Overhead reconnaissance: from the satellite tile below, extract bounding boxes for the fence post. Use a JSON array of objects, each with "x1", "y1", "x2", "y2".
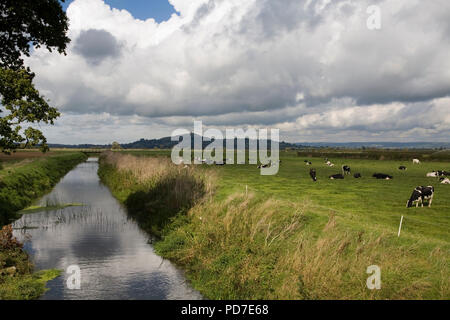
[{"x1": 398, "y1": 215, "x2": 404, "y2": 237}]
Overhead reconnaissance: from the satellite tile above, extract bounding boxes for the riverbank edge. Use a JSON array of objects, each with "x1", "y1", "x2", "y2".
[
  {"x1": 98, "y1": 155, "x2": 217, "y2": 298},
  {"x1": 0, "y1": 152, "x2": 88, "y2": 300}
]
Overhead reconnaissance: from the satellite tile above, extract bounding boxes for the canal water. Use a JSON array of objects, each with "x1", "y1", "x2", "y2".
[{"x1": 13, "y1": 158, "x2": 202, "y2": 300}]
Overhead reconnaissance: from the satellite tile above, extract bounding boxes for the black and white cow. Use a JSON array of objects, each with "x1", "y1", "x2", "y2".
[
  {"x1": 342, "y1": 165, "x2": 351, "y2": 175},
  {"x1": 406, "y1": 186, "x2": 434, "y2": 208},
  {"x1": 399, "y1": 166, "x2": 407, "y2": 171},
  {"x1": 440, "y1": 178, "x2": 450, "y2": 184},
  {"x1": 329, "y1": 173, "x2": 344, "y2": 180},
  {"x1": 354, "y1": 173, "x2": 362, "y2": 178},
  {"x1": 427, "y1": 171, "x2": 439, "y2": 178},
  {"x1": 373, "y1": 173, "x2": 393, "y2": 180},
  {"x1": 310, "y1": 168, "x2": 317, "y2": 182},
  {"x1": 437, "y1": 170, "x2": 450, "y2": 177},
  {"x1": 306, "y1": 161, "x2": 312, "y2": 166}
]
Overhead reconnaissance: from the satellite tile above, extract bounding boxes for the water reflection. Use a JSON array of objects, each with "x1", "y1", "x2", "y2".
[{"x1": 13, "y1": 158, "x2": 201, "y2": 300}]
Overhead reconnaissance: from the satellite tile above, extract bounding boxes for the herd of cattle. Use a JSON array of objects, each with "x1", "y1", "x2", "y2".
[{"x1": 301, "y1": 158, "x2": 449, "y2": 209}]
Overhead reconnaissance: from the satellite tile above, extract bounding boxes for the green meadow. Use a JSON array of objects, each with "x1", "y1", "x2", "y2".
[{"x1": 217, "y1": 153, "x2": 450, "y2": 243}]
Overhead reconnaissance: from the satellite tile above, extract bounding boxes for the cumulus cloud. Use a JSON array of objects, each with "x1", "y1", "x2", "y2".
[{"x1": 25, "y1": 0, "x2": 450, "y2": 143}]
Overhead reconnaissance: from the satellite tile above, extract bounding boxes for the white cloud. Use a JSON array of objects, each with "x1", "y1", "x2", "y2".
[{"x1": 25, "y1": 0, "x2": 450, "y2": 143}]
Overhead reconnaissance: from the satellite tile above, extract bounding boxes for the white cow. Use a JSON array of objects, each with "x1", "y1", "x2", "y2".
[
  {"x1": 427, "y1": 172, "x2": 438, "y2": 178},
  {"x1": 413, "y1": 159, "x2": 421, "y2": 164},
  {"x1": 326, "y1": 161, "x2": 335, "y2": 167},
  {"x1": 441, "y1": 178, "x2": 450, "y2": 184}
]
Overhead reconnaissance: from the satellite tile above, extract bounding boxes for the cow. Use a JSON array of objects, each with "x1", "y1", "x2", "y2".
[
  {"x1": 329, "y1": 174, "x2": 344, "y2": 180},
  {"x1": 413, "y1": 159, "x2": 421, "y2": 164},
  {"x1": 306, "y1": 161, "x2": 312, "y2": 166},
  {"x1": 406, "y1": 186, "x2": 434, "y2": 208},
  {"x1": 437, "y1": 170, "x2": 450, "y2": 177},
  {"x1": 354, "y1": 173, "x2": 362, "y2": 178},
  {"x1": 373, "y1": 173, "x2": 393, "y2": 180},
  {"x1": 441, "y1": 178, "x2": 450, "y2": 184},
  {"x1": 342, "y1": 165, "x2": 351, "y2": 175},
  {"x1": 426, "y1": 172, "x2": 439, "y2": 178},
  {"x1": 310, "y1": 168, "x2": 317, "y2": 182},
  {"x1": 326, "y1": 161, "x2": 335, "y2": 167},
  {"x1": 399, "y1": 166, "x2": 407, "y2": 171}
]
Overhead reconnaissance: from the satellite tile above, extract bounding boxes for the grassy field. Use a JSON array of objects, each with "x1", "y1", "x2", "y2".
[
  {"x1": 100, "y1": 150, "x2": 450, "y2": 300},
  {"x1": 216, "y1": 153, "x2": 450, "y2": 243}
]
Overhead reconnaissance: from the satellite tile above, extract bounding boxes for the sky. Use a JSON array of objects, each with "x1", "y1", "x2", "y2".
[
  {"x1": 61, "y1": 0, "x2": 176, "y2": 22},
  {"x1": 24, "y1": 0, "x2": 450, "y2": 144}
]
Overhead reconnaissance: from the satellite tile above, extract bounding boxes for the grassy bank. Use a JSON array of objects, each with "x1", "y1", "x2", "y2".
[
  {"x1": 98, "y1": 152, "x2": 213, "y2": 237},
  {"x1": 0, "y1": 152, "x2": 87, "y2": 225},
  {"x1": 0, "y1": 151, "x2": 87, "y2": 300},
  {"x1": 100, "y1": 151, "x2": 449, "y2": 300},
  {"x1": 0, "y1": 225, "x2": 61, "y2": 300}
]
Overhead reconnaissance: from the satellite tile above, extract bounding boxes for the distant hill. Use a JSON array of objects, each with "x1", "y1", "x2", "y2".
[{"x1": 49, "y1": 134, "x2": 302, "y2": 150}]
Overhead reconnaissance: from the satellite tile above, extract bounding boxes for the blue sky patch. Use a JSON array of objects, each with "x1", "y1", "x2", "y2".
[{"x1": 61, "y1": 0, "x2": 176, "y2": 22}]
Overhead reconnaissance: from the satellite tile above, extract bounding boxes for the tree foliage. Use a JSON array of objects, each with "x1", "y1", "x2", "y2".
[
  {"x1": 0, "y1": 0, "x2": 69, "y2": 70},
  {"x1": 111, "y1": 141, "x2": 122, "y2": 150},
  {"x1": 0, "y1": 0, "x2": 69, "y2": 153}
]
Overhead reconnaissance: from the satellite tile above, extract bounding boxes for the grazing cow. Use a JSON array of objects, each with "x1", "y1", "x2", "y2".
[
  {"x1": 329, "y1": 174, "x2": 344, "y2": 180},
  {"x1": 406, "y1": 186, "x2": 434, "y2": 208},
  {"x1": 399, "y1": 166, "x2": 407, "y2": 171},
  {"x1": 310, "y1": 168, "x2": 317, "y2": 182},
  {"x1": 413, "y1": 159, "x2": 421, "y2": 164},
  {"x1": 354, "y1": 173, "x2": 362, "y2": 178},
  {"x1": 342, "y1": 165, "x2": 351, "y2": 175},
  {"x1": 373, "y1": 173, "x2": 393, "y2": 180}
]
